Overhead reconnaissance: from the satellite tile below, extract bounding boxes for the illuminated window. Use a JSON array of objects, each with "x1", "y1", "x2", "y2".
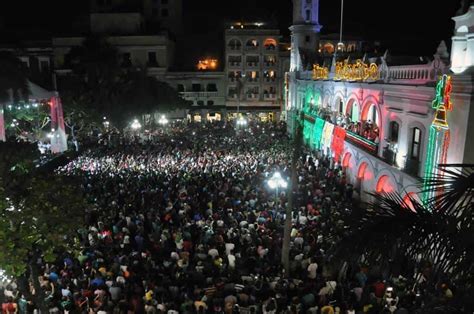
[
  {"x1": 197, "y1": 59, "x2": 218, "y2": 70},
  {"x1": 264, "y1": 38, "x2": 277, "y2": 50},
  {"x1": 410, "y1": 128, "x2": 421, "y2": 160},
  {"x1": 323, "y1": 43, "x2": 335, "y2": 54},
  {"x1": 246, "y1": 39, "x2": 259, "y2": 47}
]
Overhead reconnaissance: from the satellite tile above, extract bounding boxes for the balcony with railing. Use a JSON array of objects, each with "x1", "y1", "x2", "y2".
[
  {"x1": 264, "y1": 61, "x2": 277, "y2": 67},
  {"x1": 246, "y1": 93, "x2": 260, "y2": 100},
  {"x1": 263, "y1": 76, "x2": 277, "y2": 83},
  {"x1": 246, "y1": 61, "x2": 259, "y2": 67},
  {"x1": 228, "y1": 61, "x2": 242, "y2": 67},
  {"x1": 181, "y1": 91, "x2": 219, "y2": 98},
  {"x1": 264, "y1": 93, "x2": 276, "y2": 100},
  {"x1": 246, "y1": 76, "x2": 260, "y2": 83},
  {"x1": 345, "y1": 131, "x2": 379, "y2": 156}
]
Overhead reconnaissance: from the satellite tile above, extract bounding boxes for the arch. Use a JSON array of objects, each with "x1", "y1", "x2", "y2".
[
  {"x1": 345, "y1": 96, "x2": 360, "y2": 122},
  {"x1": 322, "y1": 94, "x2": 331, "y2": 109},
  {"x1": 402, "y1": 192, "x2": 420, "y2": 212},
  {"x1": 358, "y1": 162, "x2": 367, "y2": 179},
  {"x1": 376, "y1": 175, "x2": 394, "y2": 193},
  {"x1": 356, "y1": 158, "x2": 375, "y2": 181},
  {"x1": 228, "y1": 38, "x2": 242, "y2": 49},
  {"x1": 342, "y1": 152, "x2": 352, "y2": 168},
  {"x1": 457, "y1": 25, "x2": 468, "y2": 33},
  {"x1": 374, "y1": 171, "x2": 398, "y2": 194},
  {"x1": 333, "y1": 91, "x2": 345, "y2": 113},
  {"x1": 361, "y1": 96, "x2": 381, "y2": 128},
  {"x1": 245, "y1": 38, "x2": 259, "y2": 47},
  {"x1": 263, "y1": 38, "x2": 277, "y2": 49}
]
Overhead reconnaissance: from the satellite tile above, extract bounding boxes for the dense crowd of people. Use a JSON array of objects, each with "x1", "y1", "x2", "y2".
[{"x1": 1, "y1": 121, "x2": 460, "y2": 313}]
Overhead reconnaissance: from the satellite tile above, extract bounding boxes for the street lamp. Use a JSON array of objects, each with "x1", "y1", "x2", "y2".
[
  {"x1": 158, "y1": 115, "x2": 169, "y2": 126},
  {"x1": 236, "y1": 117, "x2": 248, "y2": 127},
  {"x1": 131, "y1": 119, "x2": 142, "y2": 130},
  {"x1": 267, "y1": 171, "x2": 288, "y2": 203}
]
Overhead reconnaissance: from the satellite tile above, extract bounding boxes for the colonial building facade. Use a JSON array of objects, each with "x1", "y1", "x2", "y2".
[{"x1": 287, "y1": 0, "x2": 474, "y2": 201}]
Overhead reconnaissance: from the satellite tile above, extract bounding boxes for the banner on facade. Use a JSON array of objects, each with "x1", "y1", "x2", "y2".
[
  {"x1": 331, "y1": 126, "x2": 346, "y2": 161},
  {"x1": 321, "y1": 122, "x2": 334, "y2": 153},
  {"x1": 312, "y1": 117, "x2": 325, "y2": 150}
]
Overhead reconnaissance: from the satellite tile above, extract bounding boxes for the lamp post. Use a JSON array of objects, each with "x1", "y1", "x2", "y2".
[
  {"x1": 236, "y1": 116, "x2": 248, "y2": 128},
  {"x1": 131, "y1": 119, "x2": 142, "y2": 135},
  {"x1": 267, "y1": 171, "x2": 288, "y2": 203},
  {"x1": 158, "y1": 115, "x2": 169, "y2": 126}
]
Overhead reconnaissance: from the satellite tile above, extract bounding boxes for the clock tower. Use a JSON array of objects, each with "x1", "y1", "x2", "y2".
[{"x1": 289, "y1": 0, "x2": 322, "y2": 71}]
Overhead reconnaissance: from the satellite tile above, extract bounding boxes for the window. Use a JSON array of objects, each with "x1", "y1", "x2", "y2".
[
  {"x1": 40, "y1": 60, "x2": 50, "y2": 73},
  {"x1": 161, "y1": 9, "x2": 168, "y2": 17},
  {"x1": 161, "y1": 0, "x2": 168, "y2": 3},
  {"x1": 177, "y1": 84, "x2": 185, "y2": 92},
  {"x1": 197, "y1": 100, "x2": 204, "y2": 106},
  {"x1": 389, "y1": 121, "x2": 399, "y2": 142},
  {"x1": 228, "y1": 87, "x2": 237, "y2": 97},
  {"x1": 207, "y1": 84, "x2": 217, "y2": 92},
  {"x1": 306, "y1": 0, "x2": 312, "y2": 3},
  {"x1": 410, "y1": 128, "x2": 421, "y2": 160},
  {"x1": 152, "y1": 8, "x2": 158, "y2": 15},
  {"x1": 306, "y1": 10, "x2": 311, "y2": 22},
  {"x1": 192, "y1": 84, "x2": 202, "y2": 92},
  {"x1": 97, "y1": 0, "x2": 104, "y2": 5},
  {"x1": 305, "y1": 35, "x2": 310, "y2": 43},
  {"x1": 338, "y1": 99, "x2": 343, "y2": 113},
  {"x1": 148, "y1": 52, "x2": 157, "y2": 66},
  {"x1": 207, "y1": 100, "x2": 214, "y2": 106},
  {"x1": 122, "y1": 53, "x2": 132, "y2": 67}
]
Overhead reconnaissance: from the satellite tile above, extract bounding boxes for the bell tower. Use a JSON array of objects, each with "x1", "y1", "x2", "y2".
[{"x1": 289, "y1": 0, "x2": 322, "y2": 71}]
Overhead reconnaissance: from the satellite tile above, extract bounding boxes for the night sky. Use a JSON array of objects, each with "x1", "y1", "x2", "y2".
[{"x1": 0, "y1": 0, "x2": 463, "y2": 56}]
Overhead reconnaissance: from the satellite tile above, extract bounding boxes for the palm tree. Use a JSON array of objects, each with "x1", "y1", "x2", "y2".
[
  {"x1": 0, "y1": 51, "x2": 30, "y2": 141},
  {"x1": 329, "y1": 164, "x2": 473, "y2": 311}
]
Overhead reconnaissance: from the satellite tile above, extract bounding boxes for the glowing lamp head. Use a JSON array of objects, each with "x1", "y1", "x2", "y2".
[
  {"x1": 158, "y1": 115, "x2": 169, "y2": 125},
  {"x1": 267, "y1": 172, "x2": 288, "y2": 190},
  {"x1": 131, "y1": 119, "x2": 142, "y2": 130}
]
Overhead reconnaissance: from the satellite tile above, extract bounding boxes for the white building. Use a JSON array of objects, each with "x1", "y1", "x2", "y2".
[
  {"x1": 287, "y1": 0, "x2": 474, "y2": 202},
  {"x1": 52, "y1": 11, "x2": 175, "y2": 78},
  {"x1": 164, "y1": 71, "x2": 226, "y2": 122},
  {"x1": 225, "y1": 23, "x2": 290, "y2": 122}
]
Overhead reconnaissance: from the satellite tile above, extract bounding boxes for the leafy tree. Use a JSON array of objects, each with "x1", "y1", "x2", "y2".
[
  {"x1": 0, "y1": 142, "x2": 87, "y2": 311},
  {"x1": 60, "y1": 36, "x2": 191, "y2": 129},
  {"x1": 0, "y1": 51, "x2": 30, "y2": 105},
  {"x1": 0, "y1": 52, "x2": 30, "y2": 141}
]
